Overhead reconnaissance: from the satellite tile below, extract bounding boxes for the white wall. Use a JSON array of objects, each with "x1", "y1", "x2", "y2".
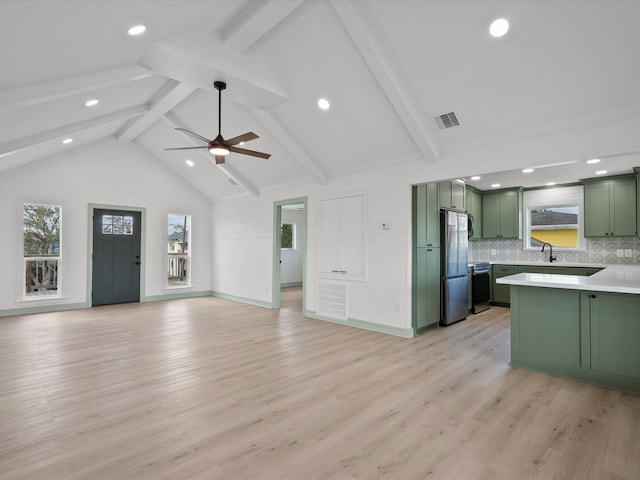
[
  {"x1": 211, "y1": 161, "x2": 431, "y2": 336},
  {"x1": 280, "y1": 207, "x2": 305, "y2": 286},
  {"x1": 0, "y1": 139, "x2": 212, "y2": 314}
]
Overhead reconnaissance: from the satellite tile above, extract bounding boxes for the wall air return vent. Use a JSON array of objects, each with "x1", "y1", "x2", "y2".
[
  {"x1": 317, "y1": 281, "x2": 348, "y2": 321},
  {"x1": 434, "y1": 112, "x2": 460, "y2": 130}
]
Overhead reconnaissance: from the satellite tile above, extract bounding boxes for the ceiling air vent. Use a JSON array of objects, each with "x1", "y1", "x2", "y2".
[{"x1": 434, "y1": 112, "x2": 460, "y2": 130}]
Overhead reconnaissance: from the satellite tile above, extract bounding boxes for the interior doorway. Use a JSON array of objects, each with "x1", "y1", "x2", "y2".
[{"x1": 273, "y1": 197, "x2": 307, "y2": 311}]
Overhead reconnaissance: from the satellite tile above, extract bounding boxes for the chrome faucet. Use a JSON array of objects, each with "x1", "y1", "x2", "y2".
[{"x1": 541, "y1": 242, "x2": 556, "y2": 263}]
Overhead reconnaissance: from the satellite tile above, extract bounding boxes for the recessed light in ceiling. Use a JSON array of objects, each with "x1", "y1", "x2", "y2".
[
  {"x1": 85, "y1": 99, "x2": 99, "y2": 107},
  {"x1": 595, "y1": 170, "x2": 608, "y2": 175},
  {"x1": 127, "y1": 25, "x2": 146, "y2": 36},
  {"x1": 489, "y1": 18, "x2": 509, "y2": 38},
  {"x1": 185, "y1": 160, "x2": 194, "y2": 167},
  {"x1": 317, "y1": 98, "x2": 330, "y2": 110},
  {"x1": 522, "y1": 168, "x2": 534, "y2": 173},
  {"x1": 491, "y1": 183, "x2": 501, "y2": 188},
  {"x1": 546, "y1": 182, "x2": 556, "y2": 186},
  {"x1": 62, "y1": 138, "x2": 73, "y2": 144},
  {"x1": 470, "y1": 176, "x2": 481, "y2": 181},
  {"x1": 586, "y1": 158, "x2": 601, "y2": 164}
]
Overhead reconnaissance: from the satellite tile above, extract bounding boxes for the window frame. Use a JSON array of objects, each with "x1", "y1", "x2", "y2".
[
  {"x1": 281, "y1": 222, "x2": 296, "y2": 250},
  {"x1": 22, "y1": 202, "x2": 62, "y2": 300},
  {"x1": 522, "y1": 186, "x2": 585, "y2": 252},
  {"x1": 167, "y1": 213, "x2": 191, "y2": 289}
]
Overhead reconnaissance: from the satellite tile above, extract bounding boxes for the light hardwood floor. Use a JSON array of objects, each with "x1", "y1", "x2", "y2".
[{"x1": 1, "y1": 287, "x2": 639, "y2": 479}]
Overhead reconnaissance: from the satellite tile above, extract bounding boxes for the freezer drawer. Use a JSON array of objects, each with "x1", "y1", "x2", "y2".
[{"x1": 441, "y1": 276, "x2": 469, "y2": 326}]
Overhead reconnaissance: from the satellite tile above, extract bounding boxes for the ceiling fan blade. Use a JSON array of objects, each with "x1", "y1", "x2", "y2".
[
  {"x1": 164, "y1": 146, "x2": 209, "y2": 151},
  {"x1": 175, "y1": 127, "x2": 212, "y2": 144},
  {"x1": 228, "y1": 145, "x2": 271, "y2": 159},
  {"x1": 215, "y1": 155, "x2": 226, "y2": 165},
  {"x1": 225, "y1": 132, "x2": 258, "y2": 146}
]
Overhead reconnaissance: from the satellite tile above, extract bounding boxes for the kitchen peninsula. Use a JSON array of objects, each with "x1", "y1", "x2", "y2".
[{"x1": 497, "y1": 265, "x2": 640, "y2": 395}]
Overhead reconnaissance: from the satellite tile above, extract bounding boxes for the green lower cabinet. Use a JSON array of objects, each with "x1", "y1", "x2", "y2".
[
  {"x1": 509, "y1": 285, "x2": 640, "y2": 395},
  {"x1": 517, "y1": 265, "x2": 575, "y2": 275},
  {"x1": 414, "y1": 247, "x2": 440, "y2": 331},
  {"x1": 588, "y1": 292, "x2": 640, "y2": 382},
  {"x1": 492, "y1": 265, "x2": 518, "y2": 305}
]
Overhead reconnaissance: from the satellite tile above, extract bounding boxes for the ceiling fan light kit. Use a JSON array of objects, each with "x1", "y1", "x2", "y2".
[{"x1": 165, "y1": 80, "x2": 271, "y2": 165}]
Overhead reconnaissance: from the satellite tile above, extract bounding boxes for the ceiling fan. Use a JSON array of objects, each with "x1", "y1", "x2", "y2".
[{"x1": 165, "y1": 81, "x2": 271, "y2": 164}]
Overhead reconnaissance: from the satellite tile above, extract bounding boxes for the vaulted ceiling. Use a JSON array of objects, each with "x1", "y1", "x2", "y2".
[{"x1": 2, "y1": 0, "x2": 640, "y2": 202}]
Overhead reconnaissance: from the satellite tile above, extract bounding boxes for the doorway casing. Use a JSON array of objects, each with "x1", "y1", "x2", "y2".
[{"x1": 272, "y1": 197, "x2": 307, "y2": 310}]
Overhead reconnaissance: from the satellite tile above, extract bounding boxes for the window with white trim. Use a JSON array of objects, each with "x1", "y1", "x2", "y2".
[
  {"x1": 167, "y1": 214, "x2": 191, "y2": 287},
  {"x1": 523, "y1": 186, "x2": 584, "y2": 250},
  {"x1": 281, "y1": 222, "x2": 296, "y2": 249},
  {"x1": 23, "y1": 203, "x2": 61, "y2": 298}
]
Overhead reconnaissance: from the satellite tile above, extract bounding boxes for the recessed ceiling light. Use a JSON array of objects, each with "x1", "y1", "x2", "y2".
[
  {"x1": 317, "y1": 98, "x2": 330, "y2": 110},
  {"x1": 546, "y1": 182, "x2": 556, "y2": 186},
  {"x1": 489, "y1": 18, "x2": 510, "y2": 38},
  {"x1": 491, "y1": 183, "x2": 501, "y2": 188},
  {"x1": 185, "y1": 160, "x2": 194, "y2": 167},
  {"x1": 522, "y1": 168, "x2": 534, "y2": 173},
  {"x1": 127, "y1": 25, "x2": 146, "y2": 36},
  {"x1": 62, "y1": 138, "x2": 73, "y2": 144},
  {"x1": 586, "y1": 158, "x2": 601, "y2": 164},
  {"x1": 595, "y1": 170, "x2": 608, "y2": 175},
  {"x1": 470, "y1": 176, "x2": 481, "y2": 181},
  {"x1": 85, "y1": 99, "x2": 99, "y2": 107}
]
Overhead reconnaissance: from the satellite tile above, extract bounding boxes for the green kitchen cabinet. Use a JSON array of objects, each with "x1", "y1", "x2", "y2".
[
  {"x1": 508, "y1": 285, "x2": 640, "y2": 394},
  {"x1": 414, "y1": 247, "x2": 441, "y2": 331},
  {"x1": 492, "y1": 264, "x2": 518, "y2": 305},
  {"x1": 482, "y1": 188, "x2": 522, "y2": 239},
  {"x1": 413, "y1": 183, "x2": 440, "y2": 248},
  {"x1": 465, "y1": 186, "x2": 482, "y2": 239},
  {"x1": 438, "y1": 180, "x2": 465, "y2": 211},
  {"x1": 573, "y1": 267, "x2": 603, "y2": 276},
  {"x1": 588, "y1": 292, "x2": 640, "y2": 381},
  {"x1": 583, "y1": 175, "x2": 636, "y2": 237},
  {"x1": 517, "y1": 265, "x2": 575, "y2": 275}
]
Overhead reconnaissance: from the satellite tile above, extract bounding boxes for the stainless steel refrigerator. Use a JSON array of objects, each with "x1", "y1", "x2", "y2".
[{"x1": 440, "y1": 210, "x2": 469, "y2": 326}]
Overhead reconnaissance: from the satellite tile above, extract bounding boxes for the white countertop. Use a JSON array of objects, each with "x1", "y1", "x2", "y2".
[{"x1": 496, "y1": 265, "x2": 640, "y2": 294}]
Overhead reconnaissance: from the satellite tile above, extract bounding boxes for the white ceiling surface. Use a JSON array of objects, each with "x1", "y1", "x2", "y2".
[{"x1": 2, "y1": 1, "x2": 640, "y2": 202}]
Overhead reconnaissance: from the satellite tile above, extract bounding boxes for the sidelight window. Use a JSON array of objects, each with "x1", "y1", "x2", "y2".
[
  {"x1": 23, "y1": 203, "x2": 61, "y2": 298},
  {"x1": 167, "y1": 214, "x2": 191, "y2": 287}
]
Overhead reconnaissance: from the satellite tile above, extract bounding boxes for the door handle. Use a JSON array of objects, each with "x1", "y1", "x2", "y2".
[{"x1": 134, "y1": 261, "x2": 141, "y2": 265}]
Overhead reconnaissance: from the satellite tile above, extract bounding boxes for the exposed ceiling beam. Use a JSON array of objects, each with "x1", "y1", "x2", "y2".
[
  {"x1": 118, "y1": 81, "x2": 197, "y2": 142},
  {"x1": 223, "y1": 0, "x2": 306, "y2": 53},
  {"x1": 163, "y1": 114, "x2": 259, "y2": 197},
  {"x1": 0, "y1": 65, "x2": 155, "y2": 112},
  {"x1": 330, "y1": 0, "x2": 440, "y2": 164},
  {"x1": 248, "y1": 106, "x2": 328, "y2": 185},
  {"x1": 0, "y1": 105, "x2": 147, "y2": 159},
  {"x1": 140, "y1": 33, "x2": 288, "y2": 109}
]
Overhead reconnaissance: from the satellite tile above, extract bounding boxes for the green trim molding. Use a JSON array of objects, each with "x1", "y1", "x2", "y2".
[
  {"x1": 212, "y1": 291, "x2": 273, "y2": 309},
  {"x1": 305, "y1": 310, "x2": 415, "y2": 338}
]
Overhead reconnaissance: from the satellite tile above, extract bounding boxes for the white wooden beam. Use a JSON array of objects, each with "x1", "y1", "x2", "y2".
[
  {"x1": 118, "y1": 82, "x2": 197, "y2": 142},
  {"x1": 247, "y1": 106, "x2": 328, "y2": 185},
  {"x1": 330, "y1": 0, "x2": 440, "y2": 164},
  {"x1": 0, "y1": 105, "x2": 147, "y2": 159},
  {"x1": 224, "y1": 0, "x2": 306, "y2": 52},
  {"x1": 163, "y1": 114, "x2": 259, "y2": 197},
  {"x1": 0, "y1": 65, "x2": 155, "y2": 112}
]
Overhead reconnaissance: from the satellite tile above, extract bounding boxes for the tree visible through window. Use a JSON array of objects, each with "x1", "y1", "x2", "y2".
[
  {"x1": 23, "y1": 204, "x2": 61, "y2": 297},
  {"x1": 281, "y1": 223, "x2": 294, "y2": 249}
]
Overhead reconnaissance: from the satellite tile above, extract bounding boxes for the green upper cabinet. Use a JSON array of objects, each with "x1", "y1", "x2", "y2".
[
  {"x1": 583, "y1": 175, "x2": 637, "y2": 237},
  {"x1": 413, "y1": 183, "x2": 440, "y2": 248},
  {"x1": 465, "y1": 186, "x2": 482, "y2": 239},
  {"x1": 438, "y1": 180, "x2": 465, "y2": 211},
  {"x1": 481, "y1": 188, "x2": 522, "y2": 239}
]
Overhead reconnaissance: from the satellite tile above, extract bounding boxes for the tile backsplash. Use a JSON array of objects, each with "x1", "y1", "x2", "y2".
[{"x1": 469, "y1": 237, "x2": 640, "y2": 265}]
